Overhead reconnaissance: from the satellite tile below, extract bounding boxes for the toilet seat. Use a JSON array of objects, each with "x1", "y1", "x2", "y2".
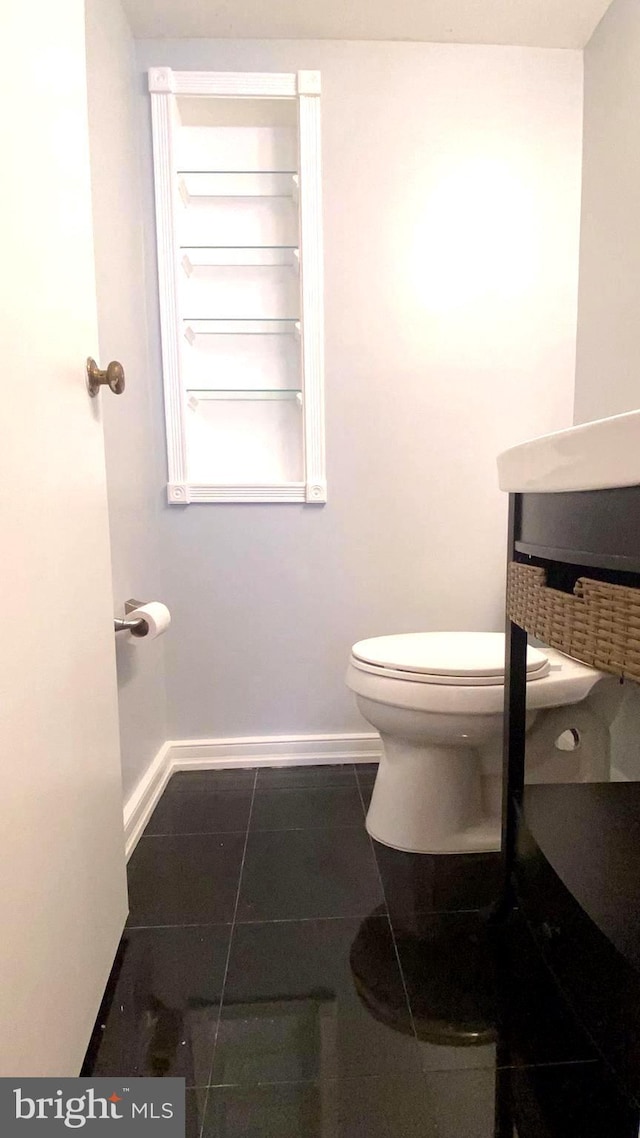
[{"x1": 351, "y1": 631, "x2": 550, "y2": 687}]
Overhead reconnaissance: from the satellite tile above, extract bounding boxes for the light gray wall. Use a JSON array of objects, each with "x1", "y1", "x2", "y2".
[
  {"x1": 136, "y1": 39, "x2": 583, "y2": 741},
  {"x1": 574, "y1": 0, "x2": 640, "y2": 424},
  {"x1": 86, "y1": 0, "x2": 167, "y2": 796},
  {"x1": 574, "y1": 0, "x2": 640, "y2": 778}
]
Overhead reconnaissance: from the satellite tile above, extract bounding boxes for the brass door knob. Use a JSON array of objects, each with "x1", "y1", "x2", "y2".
[{"x1": 86, "y1": 357, "x2": 125, "y2": 397}]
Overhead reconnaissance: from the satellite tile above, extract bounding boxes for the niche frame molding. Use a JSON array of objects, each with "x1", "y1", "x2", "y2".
[{"x1": 148, "y1": 66, "x2": 326, "y2": 505}]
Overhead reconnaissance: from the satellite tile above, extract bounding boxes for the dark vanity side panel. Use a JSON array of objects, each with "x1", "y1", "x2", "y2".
[
  {"x1": 515, "y1": 485, "x2": 640, "y2": 573},
  {"x1": 506, "y1": 484, "x2": 640, "y2": 1107},
  {"x1": 515, "y1": 813, "x2": 640, "y2": 1105}
]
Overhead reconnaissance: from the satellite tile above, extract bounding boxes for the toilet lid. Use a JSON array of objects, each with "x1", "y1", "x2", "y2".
[{"x1": 351, "y1": 631, "x2": 548, "y2": 681}]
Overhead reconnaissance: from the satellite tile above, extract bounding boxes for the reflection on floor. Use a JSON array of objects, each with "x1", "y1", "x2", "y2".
[{"x1": 83, "y1": 765, "x2": 640, "y2": 1136}]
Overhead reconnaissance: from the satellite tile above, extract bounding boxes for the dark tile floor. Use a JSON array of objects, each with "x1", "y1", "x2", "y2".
[{"x1": 84, "y1": 764, "x2": 640, "y2": 1137}]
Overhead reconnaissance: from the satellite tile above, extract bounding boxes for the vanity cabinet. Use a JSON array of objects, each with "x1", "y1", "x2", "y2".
[
  {"x1": 148, "y1": 68, "x2": 325, "y2": 504},
  {"x1": 501, "y1": 483, "x2": 640, "y2": 1101}
]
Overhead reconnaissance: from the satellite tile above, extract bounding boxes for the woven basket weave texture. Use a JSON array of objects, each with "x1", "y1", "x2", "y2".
[{"x1": 507, "y1": 561, "x2": 640, "y2": 684}]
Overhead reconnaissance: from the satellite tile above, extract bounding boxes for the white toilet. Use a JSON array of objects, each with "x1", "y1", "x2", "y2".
[{"x1": 346, "y1": 631, "x2": 609, "y2": 855}]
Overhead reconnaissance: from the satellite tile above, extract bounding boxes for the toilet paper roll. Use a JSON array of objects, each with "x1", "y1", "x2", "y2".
[{"x1": 128, "y1": 602, "x2": 171, "y2": 643}]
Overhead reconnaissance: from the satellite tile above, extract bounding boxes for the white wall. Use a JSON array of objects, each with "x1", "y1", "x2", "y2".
[
  {"x1": 135, "y1": 39, "x2": 583, "y2": 741},
  {"x1": 574, "y1": 0, "x2": 640, "y2": 424},
  {"x1": 85, "y1": 0, "x2": 168, "y2": 796},
  {"x1": 574, "y1": 0, "x2": 640, "y2": 778}
]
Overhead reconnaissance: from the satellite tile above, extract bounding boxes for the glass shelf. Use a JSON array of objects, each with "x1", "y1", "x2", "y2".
[
  {"x1": 181, "y1": 246, "x2": 299, "y2": 269},
  {"x1": 178, "y1": 172, "x2": 298, "y2": 201},
  {"x1": 181, "y1": 244, "x2": 298, "y2": 248},
  {"x1": 178, "y1": 169, "x2": 297, "y2": 175},
  {"x1": 184, "y1": 319, "x2": 300, "y2": 340},
  {"x1": 186, "y1": 388, "x2": 302, "y2": 401}
]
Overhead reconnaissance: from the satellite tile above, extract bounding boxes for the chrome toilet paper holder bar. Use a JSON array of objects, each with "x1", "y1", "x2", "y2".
[{"x1": 114, "y1": 599, "x2": 149, "y2": 637}]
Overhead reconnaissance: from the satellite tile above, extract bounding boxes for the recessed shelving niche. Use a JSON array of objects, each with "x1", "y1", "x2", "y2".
[{"x1": 149, "y1": 69, "x2": 326, "y2": 504}]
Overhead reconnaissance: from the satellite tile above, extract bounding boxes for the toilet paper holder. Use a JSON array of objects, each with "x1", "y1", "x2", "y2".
[{"x1": 114, "y1": 599, "x2": 149, "y2": 638}]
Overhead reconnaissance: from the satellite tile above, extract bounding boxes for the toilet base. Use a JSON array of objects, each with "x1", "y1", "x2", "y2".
[
  {"x1": 366, "y1": 818, "x2": 501, "y2": 855},
  {"x1": 366, "y1": 734, "x2": 501, "y2": 855}
]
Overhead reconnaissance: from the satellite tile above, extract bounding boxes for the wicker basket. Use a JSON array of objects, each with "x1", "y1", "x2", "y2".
[{"x1": 506, "y1": 561, "x2": 640, "y2": 684}]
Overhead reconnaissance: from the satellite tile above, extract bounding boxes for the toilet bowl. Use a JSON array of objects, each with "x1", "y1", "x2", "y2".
[{"x1": 345, "y1": 632, "x2": 606, "y2": 855}]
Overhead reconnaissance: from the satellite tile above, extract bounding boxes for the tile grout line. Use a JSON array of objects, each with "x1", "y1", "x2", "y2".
[
  {"x1": 140, "y1": 829, "x2": 248, "y2": 841},
  {"x1": 197, "y1": 768, "x2": 258, "y2": 1138},
  {"x1": 145, "y1": 823, "x2": 367, "y2": 838},
  {"x1": 186, "y1": 1056, "x2": 604, "y2": 1092},
  {"x1": 353, "y1": 769, "x2": 388, "y2": 923},
  {"x1": 126, "y1": 911, "x2": 381, "y2": 931},
  {"x1": 354, "y1": 767, "x2": 424, "y2": 1065},
  {"x1": 145, "y1": 769, "x2": 366, "y2": 840}
]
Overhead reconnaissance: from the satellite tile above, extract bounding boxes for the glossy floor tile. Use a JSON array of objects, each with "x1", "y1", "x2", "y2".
[
  {"x1": 433, "y1": 851, "x2": 502, "y2": 912},
  {"x1": 256, "y1": 764, "x2": 358, "y2": 788},
  {"x1": 88, "y1": 925, "x2": 232, "y2": 1085},
  {"x1": 86, "y1": 765, "x2": 640, "y2": 1138},
  {"x1": 359, "y1": 784, "x2": 374, "y2": 808},
  {"x1": 250, "y1": 784, "x2": 364, "y2": 831},
  {"x1": 355, "y1": 763, "x2": 379, "y2": 784},
  {"x1": 372, "y1": 841, "x2": 436, "y2": 926},
  {"x1": 392, "y1": 909, "x2": 600, "y2": 1072},
  {"x1": 127, "y1": 832, "x2": 246, "y2": 927},
  {"x1": 190, "y1": 1063, "x2": 639, "y2": 1138},
  {"x1": 146, "y1": 786, "x2": 253, "y2": 836},
  {"x1": 170, "y1": 769, "x2": 257, "y2": 791},
  {"x1": 186, "y1": 1088, "x2": 208, "y2": 1138},
  {"x1": 385, "y1": 909, "x2": 497, "y2": 1071},
  {"x1": 211, "y1": 913, "x2": 420, "y2": 1084},
  {"x1": 355, "y1": 763, "x2": 378, "y2": 807},
  {"x1": 202, "y1": 1076, "x2": 443, "y2": 1138},
  {"x1": 373, "y1": 842, "x2": 502, "y2": 927},
  {"x1": 235, "y1": 826, "x2": 384, "y2": 922}
]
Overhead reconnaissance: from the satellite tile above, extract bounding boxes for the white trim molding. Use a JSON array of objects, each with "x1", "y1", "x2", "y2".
[
  {"x1": 149, "y1": 85, "x2": 188, "y2": 491},
  {"x1": 186, "y1": 482, "x2": 307, "y2": 504},
  {"x1": 123, "y1": 742, "x2": 173, "y2": 861},
  {"x1": 148, "y1": 67, "x2": 326, "y2": 506},
  {"x1": 123, "y1": 732, "x2": 381, "y2": 859},
  {"x1": 151, "y1": 69, "x2": 299, "y2": 98},
  {"x1": 298, "y1": 86, "x2": 326, "y2": 503},
  {"x1": 169, "y1": 731, "x2": 382, "y2": 771}
]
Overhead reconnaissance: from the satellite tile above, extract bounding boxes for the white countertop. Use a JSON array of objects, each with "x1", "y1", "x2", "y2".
[{"x1": 497, "y1": 409, "x2": 640, "y2": 493}]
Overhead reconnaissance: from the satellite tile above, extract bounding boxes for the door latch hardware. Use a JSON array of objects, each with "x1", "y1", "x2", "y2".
[{"x1": 86, "y1": 357, "x2": 125, "y2": 397}]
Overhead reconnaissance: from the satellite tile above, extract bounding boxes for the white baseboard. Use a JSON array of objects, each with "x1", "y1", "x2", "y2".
[
  {"x1": 168, "y1": 731, "x2": 382, "y2": 771},
  {"x1": 123, "y1": 741, "x2": 173, "y2": 861},
  {"x1": 123, "y1": 732, "x2": 382, "y2": 860}
]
